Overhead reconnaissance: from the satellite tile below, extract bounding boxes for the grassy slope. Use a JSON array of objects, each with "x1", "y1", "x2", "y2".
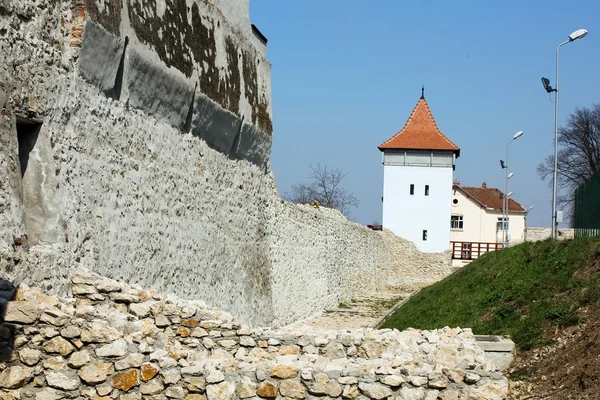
[{"x1": 381, "y1": 238, "x2": 600, "y2": 350}]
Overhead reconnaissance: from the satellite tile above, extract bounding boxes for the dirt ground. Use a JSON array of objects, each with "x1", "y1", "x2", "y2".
[{"x1": 507, "y1": 305, "x2": 600, "y2": 399}]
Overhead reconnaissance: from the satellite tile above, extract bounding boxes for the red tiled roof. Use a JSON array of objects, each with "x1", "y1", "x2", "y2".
[
  {"x1": 378, "y1": 97, "x2": 460, "y2": 154},
  {"x1": 457, "y1": 184, "x2": 526, "y2": 212}
]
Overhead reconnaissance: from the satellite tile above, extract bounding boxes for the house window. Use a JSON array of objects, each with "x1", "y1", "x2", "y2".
[
  {"x1": 497, "y1": 217, "x2": 509, "y2": 231},
  {"x1": 451, "y1": 215, "x2": 464, "y2": 230},
  {"x1": 425, "y1": 185, "x2": 430, "y2": 196},
  {"x1": 422, "y1": 230, "x2": 427, "y2": 241},
  {"x1": 410, "y1": 184, "x2": 414, "y2": 195}
]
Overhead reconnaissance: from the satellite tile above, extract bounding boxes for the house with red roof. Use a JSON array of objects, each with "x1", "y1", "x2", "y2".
[
  {"x1": 451, "y1": 182, "x2": 528, "y2": 248},
  {"x1": 378, "y1": 89, "x2": 460, "y2": 252}
]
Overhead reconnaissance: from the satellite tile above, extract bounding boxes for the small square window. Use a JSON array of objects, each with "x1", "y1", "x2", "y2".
[
  {"x1": 425, "y1": 185, "x2": 430, "y2": 196},
  {"x1": 451, "y1": 215, "x2": 464, "y2": 230},
  {"x1": 410, "y1": 184, "x2": 414, "y2": 195},
  {"x1": 422, "y1": 230, "x2": 428, "y2": 241}
]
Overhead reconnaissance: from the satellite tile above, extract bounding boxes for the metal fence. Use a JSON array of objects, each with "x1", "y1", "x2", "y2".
[{"x1": 574, "y1": 172, "x2": 600, "y2": 238}]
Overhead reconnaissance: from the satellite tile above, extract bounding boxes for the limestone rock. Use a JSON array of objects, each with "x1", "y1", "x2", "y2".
[
  {"x1": 72, "y1": 284, "x2": 97, "y2": 295},
  {"x1": 206, "y1": 381, "x2": 235, "y2": 400},
  {"x1": 0, "y1": 366, "x2": 32, "y2": 389},
  {"x1": 96, "y1": 385, "x2": 113, "y2": 396},
  {"x1": 3, "y1": 301, "x2": 38, "y2": 324},
  {"x1": 43, "y1": 357, "x2": 66, "y2": 371},
  {"x1": 140, "y1": 378, "x2": 164, "y2": 395},
  {"x1": 397, "y1": 387, "x2": 426, "y2": 400},
  {"x1": 256, "y1": 381, "x2": 277, "y2": 398},
  {"x1": 185, "y1": 377, "x2": 206, "y2": 393},
  {"x1": 239, "y1": 336, "x2": 256, "y2": 347},
  {"x1": 154, "y1": 315, "x2": 170, "y2": 328},
  {"x1": 96, "y1": 278, "x2": 122, "y2": 293},
  {"x1": 111, "y1": 369, "x2": 140, "y2": 392},
  {"x1": 96, "y1": 339, "x2": 128, "y2": 357},
  {"x1": 45, "y1": 371, "x2": 80, "y2": 391},
  {"x1": 342, "y1": 384, "x2": 359, "y2": 399},
  {"x1": 40, "y1": 309, "x2": 70, "y2": 326},
  {"x1": 34, "y1": 388, "x2": 63, "y2": 400},
  {"x1": 120, "y1": 393, "x2": 143, "y2": 400},
  {"x1": 115, "y1": 353, "x2": 144, "y2": 370},
  {"x1": 42, "y1": 337, "x2": 75, "y2": 356},
  {"x1": 206, "y1": 370, "x2": 225, "y2": 384},
  {"x1": 380, "y1": 375, "x2": 404, "y2": 387},
  {"x1": 279, "y1": 380, "x2": 307, "y2": 399},
  {"x1": 270, "y1": 365, "x2": 298, "y2": 379},
  {"x1": 358, "y1": 343, "x2": 384, "y2": 359},
  {"x1": 162, "y1": 369, "x2": 182, "y2": 385},
  {"x1": 279, "y1": 345, "x2": 300, "y2": 355},
  {"x1": 357, "y1": 382, "x2": 392, "y2": 400},
  {"x1": 323, "y1": 342, "x2": 346, "y2": 359},
  {"x1": 237, "y1": 376, "x2": 256, "y2": 399},
  {"x1": 81, "y1": 321, "x2": 122, "y2": 343},
  {"x1": 129, "y1": 303, "x2": 152, "y2": 318},
  {"x1": 465, "y1": 372, "x2": 481, "y2": 384},
  {"x1": 78, "y1": 361, "x2": 113, "y2": 384},
  {"x1": 110, "y1": 292, "x2": 140, "y2": 304},
  {"x1": 67, "y1": 350, "x2": 91, "y2": 368},
  {"x1": 186, "y1": 395, "x2": 206, "y2": 400},
  {"x1": 18, "y1": 348, "x2": 41, "y2": 366},
  {"x1": 309, "y1": 373, "x2": 341, "y2": 397},
  {"x1": 141, "y1": 364, "x2": 160, "y2": 381},
  {"x1": 165, "y1": 386, "x2": 185, "y2": 399},
  {"x1": 60, "y1": 326, "x2": 81, "y2": 339},
  {"x1": 428, "y1": 373, "x2": 448, "y2": 389}
]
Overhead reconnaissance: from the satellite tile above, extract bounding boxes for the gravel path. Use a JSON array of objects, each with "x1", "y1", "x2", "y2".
[{"x1": 283, "y1": 282, "x2": 423, "y2": 331}]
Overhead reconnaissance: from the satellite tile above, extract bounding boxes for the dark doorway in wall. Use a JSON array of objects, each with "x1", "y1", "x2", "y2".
[{"x1": 16, "y1": 119, "x2": 41, "y2": 178}]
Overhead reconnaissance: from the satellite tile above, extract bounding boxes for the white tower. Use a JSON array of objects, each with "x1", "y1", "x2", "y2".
[{"x1": 378, "y1": 89, "x2": 460, "y2": 252}]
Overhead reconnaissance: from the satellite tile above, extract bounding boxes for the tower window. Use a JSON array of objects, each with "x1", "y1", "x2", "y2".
[
  {"x1": 410, "y1": 184, "x2": 414, "y2": 195},
  {"x1": 422, "y1": 230, "x2": 428, "y2": 241},
  {"x1": 425, "y1": 185, "x2": 430, "y2": 196}
]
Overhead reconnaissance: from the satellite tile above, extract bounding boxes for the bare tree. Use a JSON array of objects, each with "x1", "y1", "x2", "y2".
[
  {"x1": 284, "y1": 164, "x2": 360, "y2": 217},
  {"x1": 537, "y1": 104, "x2": 600, "y2": 221}
]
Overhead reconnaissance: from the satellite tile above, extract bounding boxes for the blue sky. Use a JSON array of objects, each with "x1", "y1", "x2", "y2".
[{"x1": 250, "y1": 0, "x2": 600, "y2": 228}]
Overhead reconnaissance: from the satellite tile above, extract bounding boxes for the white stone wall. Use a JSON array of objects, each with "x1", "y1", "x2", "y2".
[
  {"x1": 0, "y1": 0, "x2": 451, "y2": 328},
  {"x1": 382, "y1": 164, "x2": 453, "y2": 253},
  {"x1": 526, "y1": 227, "x2": 575, "y2": 242}
]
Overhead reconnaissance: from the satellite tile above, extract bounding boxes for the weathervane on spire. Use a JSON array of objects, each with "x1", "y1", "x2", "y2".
[{"x1": 421, "y1": 85, "x2": 425, "y2": 99}]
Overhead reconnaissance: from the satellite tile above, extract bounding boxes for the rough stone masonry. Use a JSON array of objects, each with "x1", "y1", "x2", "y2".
[
  {"x1": 0, "y1": 271, "x2": 508, "y2": 400},
  {"x1": 0, "y1": 0, "x2": 451, "y2": 327}
]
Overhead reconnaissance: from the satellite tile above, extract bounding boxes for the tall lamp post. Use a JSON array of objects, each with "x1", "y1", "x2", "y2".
[
  {"x1": 502, "y1": 131, "x2": 524, "y2": 247},
  {"x1": 541, "y1": 28, "x2": 588, "y2": 239}
]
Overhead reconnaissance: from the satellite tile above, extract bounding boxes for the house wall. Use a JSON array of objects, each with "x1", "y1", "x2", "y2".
[
  {"x1": 382, "y1": 162, "x2": 453, "y2": 252},
  {"x1": 450, "y1": 189, "x2": 525, "y2": 245}
]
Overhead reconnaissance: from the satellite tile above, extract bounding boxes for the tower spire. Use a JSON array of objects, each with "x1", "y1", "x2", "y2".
[{"x1": 421, "y1": 85, "x2": 425, "y2": 99}]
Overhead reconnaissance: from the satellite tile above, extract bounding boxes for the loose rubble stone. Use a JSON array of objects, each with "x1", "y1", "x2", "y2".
[
  {"x1": 18, "y1": 348, "x2": 41, "y2": 366},
  {"x1": 279, "y1": 380, "x2": 307, "y2": 399},
  {"x1": 464, "y1": 372, "x2": 481, "y2": 384},
  {"x1": 380, "y1": 375, "x2": 404, "y2": 387},
  {"x1": 4, "y1": 302, "x2": 38, "y2": 324},
  {"x1": 78, "y1": 361, "x2": 113, "y2": 384},
  {"x1": 96, "y1": 385, "x2": 113, "y2": 396},
  {"x1": 60, "y1": 326, "x2": 81, "y2": 339},
  {"x1": 130, "y1": 303, "x2": 152, "y2": 318},
  {"x1": 43, "y1": 357, "x2": 66, "y2": 371},
  {"x1": 115, "y1": 353, "x2": 144, "y2": 370},
  {"x1": 358, "y1": 343, "x2": 384, "y2": 359},
  {"x1": 162, "y1": 369, "x2": 182, "y2": 385},
  {"x1": 206, "y1": 370, "x2": 225, "y2": 384},
  {"x1": 237, "y1": 377, "x2": 256, "y2": 398},
  {"x1": 45, "y1": 371, "x2": 80, "y2": 391},
  {"x1": 81, "y1": 322, "x2": 122, "y2": 343},
  {"x1": 97, "y1": 279, "x2": 122, "y2": 293},
  {"x1": 257, "y1": 381, "x2": 277, "y2": 398},
  {"x1": 398, "y1": 387, "x2": 426, "y2": 400},
  {"x1": 34, "y1": 388, "x2": 63, "y2": 400},
  {"x1": 323, "y1": 342, "x2": 346, "y2": 359},
  {"x1": 342, "y1": 384, "x2": 359, "y2": 399},
  {"x1": 270, "y1": 365, "x2": 298, "y2": 379},
  {"x1": 43, "y1": 337, "x2": 75, "y2": 356},
  {"x1": 310, "y1": 373, "x2": 342, "y2": 397},
  {"x1": 165, "y1": 386, "x2": 186, "y2": 399},
  {"x1": 206, "y1": 381, "x2": 235, "y2": 400},
  {"x1": 40, "y1": 309, "x2": 70, "y2": 327},
  {"x1": 111, "y1": 369, "x2": 140, "y2": 392},
  {"x1": 140, "y1": 364, "x2": 160, "y2": 382},
  {"x1": 0, "y1": 366, "x2": 33, "y2": 389},
  {"x1": 357, "y1": 382, "x2": 392, "y2": 400},
  {"x1": 67, "y1": 350, "x2": 91, "y2": 368},
  {"x1": 140, "y1": 378, "x2": 165, "y2": 395},
  {"x1": 96, "y1": 339, "x2": 128, "y2": 357}
]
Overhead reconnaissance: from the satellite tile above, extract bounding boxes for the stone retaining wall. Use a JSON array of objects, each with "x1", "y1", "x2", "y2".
[
  {"x1": 0, "y1": 272, "x2": 508, "y2": 400},
  {"x1": 525, "y1": 228, "x2": 575, "y2": 242}
]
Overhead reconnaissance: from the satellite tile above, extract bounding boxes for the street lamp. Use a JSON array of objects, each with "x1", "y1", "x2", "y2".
[
  {"x1": 541, "y1": 28, "x2": 588, "y2": 239},
  {"x1": 502, "y1": 131, "x2": 524, "y2": 247}
]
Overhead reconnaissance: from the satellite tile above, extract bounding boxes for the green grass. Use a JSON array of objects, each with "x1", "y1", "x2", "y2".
[{"x1": 380, "y1": 237, "x2": 600, "y2": 350}]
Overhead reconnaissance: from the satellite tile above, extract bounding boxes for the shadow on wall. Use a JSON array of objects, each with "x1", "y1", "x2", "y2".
[{"x1": 0, "y1": 279, "x2": 17, "y2": 361}]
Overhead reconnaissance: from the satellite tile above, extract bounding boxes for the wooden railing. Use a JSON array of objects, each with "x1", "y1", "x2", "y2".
[{"x1": 451, "y1": 241, "x2": 503, "y2": 260}]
